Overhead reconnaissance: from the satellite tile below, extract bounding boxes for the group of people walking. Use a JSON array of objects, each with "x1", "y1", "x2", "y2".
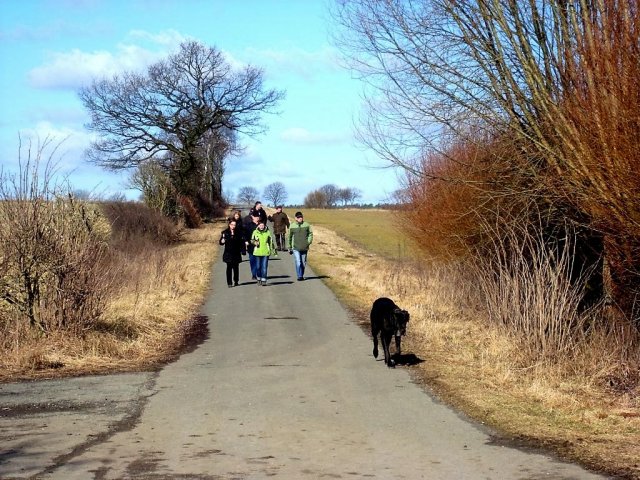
[{"x1": 218, "y1": 201, "x2": 313, "y2": 287}]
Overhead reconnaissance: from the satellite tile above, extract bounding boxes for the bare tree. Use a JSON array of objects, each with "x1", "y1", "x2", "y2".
[
  {"x1": 333, "y1": 0, "x2": 640, "y2": 312},
  {"x1": 304, "y1": 189, "x2": 328, "y2": 208},
  {"x1": 236, "y1": 186, "x2": 259, "y2": 207},
  {"x1": 338, "y1": 187, "x2": 362, "y2": 206},
  {"x1": 319, "y1": 184, "x2": 340, "y2": 208},
  {"x1": 199, "y1": 127, "x2": 238, "y2": 207},
  {"x1": 79, "y1": 40, "x2": 284, "y2": 204},
  {"x1": 128, "y1": 160, "x2": 175, "y2": 215},
  {"x1": 263, "y1": 181, "x2": 288, "y2": 206}
]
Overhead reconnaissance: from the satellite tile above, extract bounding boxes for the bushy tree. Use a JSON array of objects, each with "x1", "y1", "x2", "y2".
[{"x1": 128, "y1": 160, "x2": 175, "y2": 216}]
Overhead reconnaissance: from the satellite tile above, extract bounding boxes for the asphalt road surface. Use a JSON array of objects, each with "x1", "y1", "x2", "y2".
[{"x1": 0, "y1": 247, "x2": 610, "y2": 479}]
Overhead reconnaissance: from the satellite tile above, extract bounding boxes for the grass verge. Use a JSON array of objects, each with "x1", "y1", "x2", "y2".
[
  {"x1": 0, "y1": 223, "x2": 221, "y2": 381},
  {"x1": 309, "y1": 219, "x2": 639, "y2": 479}
]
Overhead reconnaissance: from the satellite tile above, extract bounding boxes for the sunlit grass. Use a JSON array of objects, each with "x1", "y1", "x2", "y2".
[{"x1": 302, "y1": 208, "x2": 420, "y2": 259}]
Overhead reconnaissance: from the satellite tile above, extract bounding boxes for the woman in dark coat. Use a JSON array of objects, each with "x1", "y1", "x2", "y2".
[
  {"x1": 230, "y1": 210, "x2": 244, "y2": 239},
  {"x1": 219, "y1": 219, "x2": 246, "y2": 287}
]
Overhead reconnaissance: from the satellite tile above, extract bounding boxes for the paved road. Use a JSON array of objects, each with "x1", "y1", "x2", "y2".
[{"x1": 0, "y1": 248, "x2": 610, "y2": 479}]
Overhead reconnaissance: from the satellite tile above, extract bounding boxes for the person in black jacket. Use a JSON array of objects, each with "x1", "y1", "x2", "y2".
[
  {"x1": 219, "y1": 218, "x2": 246, "y2": 287},
  {"x1": 249, "y1": 201, "x2": 268, "y2": 225},
  {"x1": 229, "y1": 209, "x2": 244, "y2": 242}
]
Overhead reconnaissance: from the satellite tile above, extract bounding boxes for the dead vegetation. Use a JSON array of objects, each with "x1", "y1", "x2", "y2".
[
  {"x1": 0, "y1": 142, "x2": 220, "y2": 381},
  {"x1": 309, "y1": 224, "x2": 639, "y2": 479}
]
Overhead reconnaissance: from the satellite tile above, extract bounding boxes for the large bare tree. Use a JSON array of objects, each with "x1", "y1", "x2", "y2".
[
  {"x1": 333, "y1": 1, "x2": 638, "y2": 196},
  {"x1": 333, "y1": 0, "x2": 640, "y2": 312},
  {"x1": 79, "y1": 41, "x2": 284, "y2": 203}
]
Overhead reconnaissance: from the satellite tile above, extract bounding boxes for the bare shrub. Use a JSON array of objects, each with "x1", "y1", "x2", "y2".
[
  {"x1": 398, "y1": 140, "x2": 492, "y2": 259},
  {"x1": 472, "y1": 222, "x2": 591, "y2": 361},
  {"x1": 128, "y1": 160, "x2": 174, "y2": 213},
  {"x1": 178, "y1": 195, "x2": 203, "y2": 228},
  {"x1": 0, "y1": 137, "x2": 112, "y2": 336},
  {"x1": 335, "y1": 0, "x2": 640, "y2": 320},
  {"x1": 398, "y1": 134, "x2": 549, "y2": 261},
  {"x1": 99, "y1": 201, "x2": 182, "y2": 250},
  {"x1": 550, "y1": 3, "x2": 640, "y2": 315},
  {"x1": 192, "y1": 192, "x2": 226, "y2": 221}
]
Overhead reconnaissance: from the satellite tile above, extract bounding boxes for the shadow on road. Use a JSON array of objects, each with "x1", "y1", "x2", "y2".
[
  {"x1": 394, "y1": 353, "x2": 425, "y2": 366},
  {"x1": 374, "y1": 354, "x2": 425, "y2": 367}
]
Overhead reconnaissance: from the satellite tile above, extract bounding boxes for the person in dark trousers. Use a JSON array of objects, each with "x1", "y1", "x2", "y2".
[
  {"x1": 219, "y1": 218, "x2": 245, "y2": 287},
  {"x1": 268, "y1": 205, "x2": 290, "y2": 251},
  {"x1": 249, "y1": 201, "x2": 268, "y2": 225},
  {"x1": 287, "y1": 211, "x2": 313, "y2": 281},
  {"x1": 243, "y1": 213, "x2": 260, "y2": 280}
]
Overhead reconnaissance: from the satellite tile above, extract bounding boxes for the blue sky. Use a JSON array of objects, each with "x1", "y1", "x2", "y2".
[{"x1": 0, "y1": 0, "x2": 402, "y2": 205}]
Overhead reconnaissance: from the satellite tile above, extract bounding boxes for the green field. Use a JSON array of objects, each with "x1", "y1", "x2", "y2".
[{"x1": 301, "y1": 208, "x2": 418, "y2": 259}]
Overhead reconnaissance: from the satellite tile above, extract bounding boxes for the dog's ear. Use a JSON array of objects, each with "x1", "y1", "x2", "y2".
[{"x1": 403, "y1": 310, "x2": 410, "y2": 321}]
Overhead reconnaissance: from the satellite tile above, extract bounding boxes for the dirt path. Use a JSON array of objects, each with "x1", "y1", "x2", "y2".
[{"x1": 0, "y1": 249, "x2": 610, "y2": 479}]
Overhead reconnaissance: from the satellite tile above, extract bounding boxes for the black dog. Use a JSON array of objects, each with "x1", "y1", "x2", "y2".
[{"x1": 370, "y1": 297, "x2": 410, "y2": 368}]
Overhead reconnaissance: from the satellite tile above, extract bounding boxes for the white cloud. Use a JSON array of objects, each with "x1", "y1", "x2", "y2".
[
  {"x1": 27, "y1": 29, "x2": 187, "y2": 90},
  {"x1": 0, "y1": 19, "x2": 110, "y2": 42},
  {"x1": 15, "y1": 121, "x2": 92, "y2": 169},
  {"x1": 245, "y1": 46, "x2": 341, "y2": 79},
  {"x1": 1, "y1": 123, "x2": 135, "y2": 199},
  {"x1": 220, "y1": 49, "x2": 248, "y2": 72},
  {"x1": 127, "y1": 29, "x2": 187, "y2": 47},
  {"x1": 280, "y1": 127, "x2": 349, "y2": 145},
  {"x1": 26, "y1": 105, "x2": 88, "y2": 127}
]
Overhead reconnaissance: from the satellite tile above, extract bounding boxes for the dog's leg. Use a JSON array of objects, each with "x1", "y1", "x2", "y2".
[
  {"x1": 372, "y1": 326, "x2": 379, "y2": 359},
  {"x1": 382, "y1": 332, "x2": 395, "y2": 367},
  {"x1": 395, "y1": 335, "x2": 402, "y2": 358}
]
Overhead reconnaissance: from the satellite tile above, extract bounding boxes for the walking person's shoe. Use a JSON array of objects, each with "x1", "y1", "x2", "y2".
[
  {"x1": 228, "y1": 284, "x2": 233, "y2": 288},
  {"x1": 234, "y1": 282, "x2": 239, "y2": 287}
]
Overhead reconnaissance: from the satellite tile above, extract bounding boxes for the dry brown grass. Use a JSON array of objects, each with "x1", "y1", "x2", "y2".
[
  {"x1": 309, "y1": 224, "x2": 640, "y2": 479},
  {"x1": 0, "y1": 223, "x2": 220, "y2": 381}
]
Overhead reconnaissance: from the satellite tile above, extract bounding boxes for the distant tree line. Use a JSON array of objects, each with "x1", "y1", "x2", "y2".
[
  {"x1": 304, "y1": 184, "x2": 362, "y2": 208},
  {"x1": 232, "y1": 182, "x2": 363, "y2": 209},
  {"x1": 234, "y1": 181, "x2": 288, "y2": 208}
]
